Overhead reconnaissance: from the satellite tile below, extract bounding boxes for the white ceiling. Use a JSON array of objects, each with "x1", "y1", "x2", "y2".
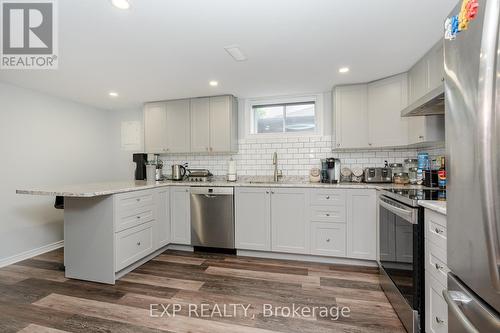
[{"x1": 0, "y1": 0, "x2": 458, "y2": 110}]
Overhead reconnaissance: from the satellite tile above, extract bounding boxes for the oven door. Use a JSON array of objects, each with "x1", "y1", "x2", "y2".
[{"x1": 378, "y1": 195, "x2": 423, "y2": 332}]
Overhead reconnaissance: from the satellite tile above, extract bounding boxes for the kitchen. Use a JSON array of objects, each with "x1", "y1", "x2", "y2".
[{"x1": 1, "y1": 0, "x2": 499, "y2": 332}]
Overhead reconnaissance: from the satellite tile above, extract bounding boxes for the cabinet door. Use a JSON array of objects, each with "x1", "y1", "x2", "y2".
[
  {"x1": 235, "y1": 187, "x2": 271, "y2": 251},
  {"x1": 407, "y1": 115, "x2": 445, "y2": 145},
  {"x1": 209, "y1": 96, "x2": 232, "y2": 152},
  {"x1": 334, "y1": 84, "x2": 369, "y2": 149},
  {"x1": 166, "y1": 100, "x2": 191, "y2": 153},
  {"x1": 170, "y1": 187, "x2": 191, "y2": 245},
  {"x1": 408, "y1": 58, "x2": 428, "y2": 104},
  {"x1": 347, "y1": 189, "x2": 376, "y2": 260},
  {"x1": 425, "y1": 274, "x2": 448, "y2": 333},
  {"x1": 427, "y1": 42, "x2": 445, "y2": 92},
  {"x1": 368, "y1": 73, "x2": 408, "y2": 147},
  {"x1": 190, "y1": 97, "x2": 210, "y2": 153},
  {"x1": 271, "y1": 188, "x2": 309, "y2": 254},
  {"x1": 144, "y1": 103, "x2": 168, "y2": 153},
  {"x1": 156, "y1": 188, "x2": 170, "y2": 248}
]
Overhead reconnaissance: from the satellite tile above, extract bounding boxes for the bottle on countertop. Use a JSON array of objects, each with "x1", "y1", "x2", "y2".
[{"x1": 438, "y1": 156, "x2": 447, "y2": 189}]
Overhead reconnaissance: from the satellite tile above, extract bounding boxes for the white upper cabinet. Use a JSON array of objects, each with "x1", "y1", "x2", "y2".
[
  {"x1": 190, "y1": 97, "x2": 210, "y2": 153},
  {"x1": 165, "y1": 99, "x2": 191, "y2": 153},
  {"x1": 408, "y1": 40, "x2": 444, "y2": 104},
  {"x1": 427, "y1": 42, "x2": 445, "y2": 92},
  {"x1": 210, "y1": 95, "x2": 236, "y2": 153},
  {"x1": 145, "y1": 95, "x2": 237, "y2": 154},
  {"x1": 408, "y1": 115, "x2": 445, "y2": 146},
  {"x1": 367, "y1": 73, "x2": 409, "y2": 147},
  {"x1": 334, "y1": 84, "x2": 369, "y2": 149},
  {"x1": 144, "y1": 103, "x2": 168, "y2": 153},
  {"x1": 408, "y1": 57, "x2": 429, "y2": 105}
]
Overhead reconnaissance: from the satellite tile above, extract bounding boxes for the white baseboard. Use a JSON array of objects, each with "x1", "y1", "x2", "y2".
[
  {"x1": 0, "y1": 240, "x2": 64, "y2": 269},
  {"x1": 236, "y1": 249, "x2": 378, "y2": 267}
]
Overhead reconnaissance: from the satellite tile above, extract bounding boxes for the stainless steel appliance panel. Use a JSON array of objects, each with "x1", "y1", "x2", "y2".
[
  {"x1": 444, "y1": 273, "x2": 500, "y2": 332},
  {"x1": 190, "y1": 187, "x2": 234, "y2": 249},
  {"x1": 445, "y1": 0, "x2": 500, "y2": 312}
]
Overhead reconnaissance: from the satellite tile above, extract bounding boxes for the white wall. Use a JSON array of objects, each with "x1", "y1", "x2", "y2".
[{"x1": 0, "y1": 82, "x2": 116, "y2": 263}]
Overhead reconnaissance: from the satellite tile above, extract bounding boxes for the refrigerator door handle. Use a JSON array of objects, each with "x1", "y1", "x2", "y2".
[
  {"x1": 442, "y1": 290, "x2": 480, "y2": 333},
  {"x1": 477, "y1": 0, "x2": 500, "y2": 292}
]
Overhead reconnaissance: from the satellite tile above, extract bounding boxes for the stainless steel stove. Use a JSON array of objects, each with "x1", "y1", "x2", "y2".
[{"x1": 381, "y1": 188, "x2": 446, "y2": 207}]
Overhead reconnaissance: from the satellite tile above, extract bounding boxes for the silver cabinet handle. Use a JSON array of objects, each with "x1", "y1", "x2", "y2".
[
  {"x1": 435, "y1": 263, "x2": 443, "y2": 270},
  {"x1": 477, "y1": 0, "x2": 500, "y2": 292},
  {"x1": 442, "y1": 290, "x2": 479, "y2": 333},
  {"x1": 435, "y1": 227, "x2": 444, "y2": 234},
  {"x1": 326, "y1": 238, "x2": 331, "y2": 242},
  {"x1": 136, "y1": 198, "x2": 140, "y2": 202},
  {"x1": 326, "y1": 213, "x2": 330, "y2": 217},
  {"x1": 137, "y1": 242, "x2": 141, "y2": 246},
  {"x1": 136, "y1": 216, "x2": 140, "y2": 219},
  {"x1": 418, "y1": 135, "x2": 425, "y2": 139},
  {"x1": 435, "y1": 317, "x2": 444, "y2": 324},
  {"x1": 326, "y1": 196, "x2": 330, "y2": 199},
  {"x1": 265, "y1": 191, "x2": 269, "y2": 194}
]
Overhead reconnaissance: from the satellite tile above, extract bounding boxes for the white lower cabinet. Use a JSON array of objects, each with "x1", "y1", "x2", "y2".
[
  {"x1": 235, "y1": 187, "x2": 376, "y2": 261},
  {"x1": 156, "y1": 188, "x2": 171, "y2": 248},
  {"x1": 170, "y1": 186, "x2": 191, "y2": 245},
  {"x1": 271, "y1": 188, "x2": 309, "y2": 254},
  {"x1": 346, "y1": 189, "x2": 376, "y2": 260},
  {"x1": 424, "y1": 209, "x2": 448, "y2": 333},
  {"x1": 235, "y1": 187, "x2": 271, "y2": 251},
  {"x1": 115, "y1": 222, "x2": 155, "y2": 271},
  {"x1": 310, "y1": 222, "x2": 346, "y2": 256}
]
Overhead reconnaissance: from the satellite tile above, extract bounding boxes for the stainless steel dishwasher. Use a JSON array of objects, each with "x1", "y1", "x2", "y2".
[{"x1": 190, "y1": 187, "x2": 234, "y2": 249}]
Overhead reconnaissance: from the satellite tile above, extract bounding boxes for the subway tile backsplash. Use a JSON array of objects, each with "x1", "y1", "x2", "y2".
[{"x1": 159, "y1": 135, "x2": 444, "y2": 177}]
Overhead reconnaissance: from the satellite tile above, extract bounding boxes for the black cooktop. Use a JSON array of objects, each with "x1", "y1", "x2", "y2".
[{"x1": 382, "y1": 188, "x2": 446, "y2": 207}]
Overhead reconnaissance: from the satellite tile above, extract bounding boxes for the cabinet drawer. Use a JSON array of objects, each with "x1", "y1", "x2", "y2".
[
  {"x1": 310, "y1": 189, "x2": 346, "y2": 206},
  {"x1": 115, "y1": 205, "x2": 156, "y2": 232},
  {"x1": 116, "y1": 190, "x2": 155, "y2": 212},
  {"x1": 115, "y1": 222, "x2": 154, "y2": 272},
  {"x1": 309, "y1": 205, "x2": 346, "y2": 223},
  {"x1": 425, "y1": 274, "x2": 448, "y2": 333},
  {"x1": 310, "y1": 222, "x2": 346, "y2": 257},
  {"x1": 426, "y1": 239, "x2": 449, "y2": 287},
  {"x1": 426, "y1": 210, "x2": 447, "y2": 250}
]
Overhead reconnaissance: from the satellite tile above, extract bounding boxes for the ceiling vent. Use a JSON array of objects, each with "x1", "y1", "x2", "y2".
[{"x1": 224, "y1": 45, "x2": 247, "y2": 62}]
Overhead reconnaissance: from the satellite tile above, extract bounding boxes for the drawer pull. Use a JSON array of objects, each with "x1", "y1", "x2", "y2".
[
  {"x1": 435, "y1": 227, "x2": 444, "y2": 234},
  {"x1": 136, "y1": 216, "x2": 141, "y2": 219},
  {"x1": 326, "y1": 238, "x2": 331, "y2": 242},
  {"x1": 136, "y1": 198, "x2": 140, "y2": 202},
  {"x1": 326, "y1": 213, "x2": 330, "y2": 217},
  {"x1": 435, "y1": 317, "x2": 444, "y2": 324},
  {"x1": 326, "y1": 196, "x2": 330, "y2": 199},
  {"x1": 137, "y1": 242, "x2": 141, "y2": 246},
  {"x1": 435, "y1": 263, "x2": 443, "y2": 270}
]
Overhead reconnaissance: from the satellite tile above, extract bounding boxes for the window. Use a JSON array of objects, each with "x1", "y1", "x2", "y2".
[{"x1": 252, "y1": 101, "x2": 316, "y2": 134}]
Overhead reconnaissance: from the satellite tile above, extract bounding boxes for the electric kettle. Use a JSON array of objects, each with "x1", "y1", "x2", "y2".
[{"x1": 171, "y1": 164, "x2": 187, "y2": 180}]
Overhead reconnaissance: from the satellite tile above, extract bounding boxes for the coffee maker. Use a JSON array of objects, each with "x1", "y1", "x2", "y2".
[
  {"x1": 133, "y1": 153, "x2": 148, "y2": 180},
  {"x1": 321, "y1": 158, "x2": 341, "y2": 183}
]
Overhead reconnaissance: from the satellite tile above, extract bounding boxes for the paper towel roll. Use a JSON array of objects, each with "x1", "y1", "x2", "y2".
[{"x1": 228, "y1": 160, "x2": 237, "y2": 174}]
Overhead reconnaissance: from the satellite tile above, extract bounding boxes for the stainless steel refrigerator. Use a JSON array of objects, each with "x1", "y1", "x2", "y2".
[{"x1": 445, "y1": 0, "x2": 500, "y2": 331}]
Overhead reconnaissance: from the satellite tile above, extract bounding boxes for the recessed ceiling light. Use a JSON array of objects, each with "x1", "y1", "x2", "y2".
[
  {"x1": 109, "y1": 91, "x2": 119, "y2": 97},
  {"x1": 224, "y1": 45, "x2": 247, "y2": 62},
  {"x1": 111, "y1": 0, "x2": 130, "y2": 10},
  {"x1": 209, "y1": 81, "x2": 218, "y2": 87},
  {"x1": 339, "y1": 67, "x2": 350, "y2": 73}
]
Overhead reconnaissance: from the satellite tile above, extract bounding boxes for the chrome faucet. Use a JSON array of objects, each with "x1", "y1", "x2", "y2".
[{"x1": 272, "y1": 152, "x2": 282, "y2": 182}]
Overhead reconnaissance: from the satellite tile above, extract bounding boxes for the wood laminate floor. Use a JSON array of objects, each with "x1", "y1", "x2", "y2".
[{"x1": 0, "y1": 248, "x2": 406, "y2": 333}]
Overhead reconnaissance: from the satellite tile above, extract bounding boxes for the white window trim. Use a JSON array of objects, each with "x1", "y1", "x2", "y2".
[{"x1": 244, "y1": 93, "x2": 324, "y2": 139}]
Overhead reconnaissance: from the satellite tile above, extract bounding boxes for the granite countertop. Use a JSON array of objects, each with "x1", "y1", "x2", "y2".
[
  {"x1": 418, "y1": 200, "x2": 447, "y2": 215},
  {"x1": 16, "y1": 176, "x2": 431, "y2": 198}
]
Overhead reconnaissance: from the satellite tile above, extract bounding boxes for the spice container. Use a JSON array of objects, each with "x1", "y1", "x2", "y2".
[
  {"x1": 408, "y1": 167, "x2": 418, "y2": 184},
  {"x1": 393, "y1": 172, "x2": 410, "y2": 185}
]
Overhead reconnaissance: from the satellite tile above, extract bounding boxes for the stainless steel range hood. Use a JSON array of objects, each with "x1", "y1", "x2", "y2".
[{"x1": 401, "y1": 85, "x2": 445, "y2": 117}]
